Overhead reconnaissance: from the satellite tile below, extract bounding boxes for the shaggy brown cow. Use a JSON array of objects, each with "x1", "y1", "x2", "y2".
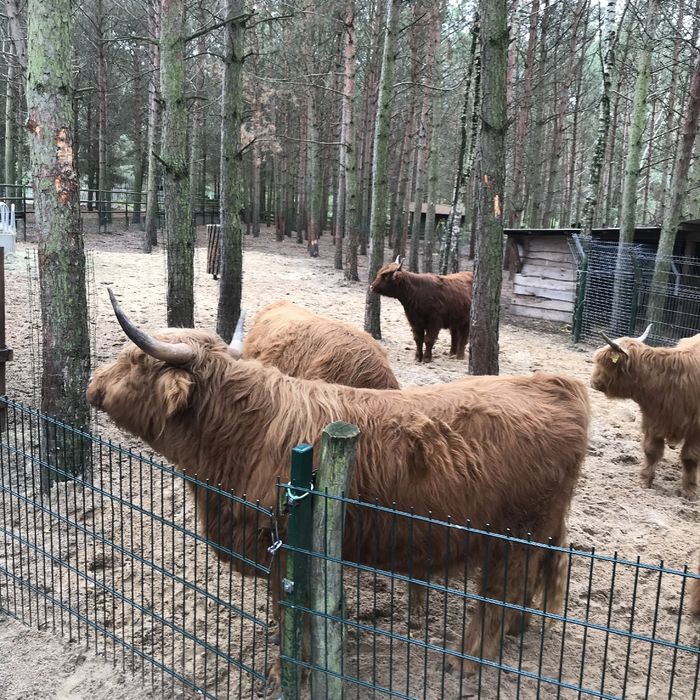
[
  {"x1": 88, "y1": 290, "x2": 590, "y2": 689},
  {"x1": 234, "y1": 300, "x2": 399, "y2": 389},
  {"x1": 690, "y1": 559, "x2": 700, "y2": 616},
  {"x1": 591, "y1": 325, "x2": 700, "y2": 500},
  {"x1": 370, "y1": 256, "x2": 474, "y2": 362}
]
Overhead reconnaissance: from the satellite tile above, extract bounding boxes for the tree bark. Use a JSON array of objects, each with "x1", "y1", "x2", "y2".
[
  {"x1": 581, "y1": 0, "x2": 617, "y2": 236},
  {"x1": 96, "y1": 0, "x2": 111, "y2": 226},
  {"x1": 189, "y1": 0, "x2": 208, "y2": 230},
  {"x1": 469, "y1": 0, "x2": 506, "y2": 376},
  {"x1": 27, "y1": 0, "x2": 91, "y2": 479},
  {"x1": 216, "y1": 0, "x2": 245, "y2": 341},
  {"x1": 647, "y1": 48, "x2": 700, "y2": 328},
  {"x1": 144, "y1": 0, "x2": 161, "y2": 251},
  {"x1": 5, "y1": 56, "x2": 17, "y2": 195},
  {"x1": 161, "y1": 0, "x2": 193, "y2": 327},
  {"x1": 341, "y1": 0, "x2": 359, "y2": 281},
  {"x1": 612, "y1": 0, "x2": 659, "y2": 329},
  {"x1": 132, "y1": 48, "x2": 146, "y2": 227},
  {"x1": 364, "y1": 0, "x2": 401, "y2": 339}
]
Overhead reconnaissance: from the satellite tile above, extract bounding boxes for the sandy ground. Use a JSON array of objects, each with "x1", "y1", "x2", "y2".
[{"x1": 1, "y1": 222, "x2": 698, "y2": 699}]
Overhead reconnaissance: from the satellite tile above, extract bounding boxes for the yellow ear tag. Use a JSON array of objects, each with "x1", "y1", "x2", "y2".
[{"x1": 611, "y1": 353, "x2": 620, "y2": 364}]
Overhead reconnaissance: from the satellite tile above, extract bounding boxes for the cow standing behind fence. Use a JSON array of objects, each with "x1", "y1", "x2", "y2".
[
  {"x1": 88, "y1": 290, "x2": 591, "y2": 691},
  {"x1": 591, "y1": 325, "x2": 700, "y2": 501},
  {"x1": 233, "y1": 300, "x2": 399, "y2": 389},
  {"x1": 370, "y1": 256, "x2": 473, "y2": 362}
]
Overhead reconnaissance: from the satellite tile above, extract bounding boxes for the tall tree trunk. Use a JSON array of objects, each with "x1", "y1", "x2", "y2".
[
  {"x1": 5, "y1": 56, "x2": 16, "y2": 195},
  {"x1": 216, "y1": 1, "x2": 246, "y2": 340},
  {"x1": 132, "y1": 49, "x2": 146, "y2": 227},
  {"x1": 341, "y1": 0, "x2": 358, "y2": 279},
  {"x1": 27, "y1": 0, "x2": 91, "y2": 479},
  {"x1": 658, "y1": 0, "x2": 685, "y2": 224},
  {"x1": 581, "y1": 0, "x2": 617, "y2": 236},
  {"x1": 364, "y1": 0, "x2": 401, "y2": 339},
  {"x1": 423, "y1": 1, "x2": 443, "y2": 273},
  {"x1": 161, "y1": 0, "x2": 193, "y2": 327},
  {"x1": 144, "y1": 0, "x2": 161, "y2": 251},
  {"x1": 409, "y1": 95, "x2": 429, "y2": 272},
  {"x1": 442, "y1": 19, "x2": 479, "y2": 275},
  {"x1": 611, "y1": 0, "x2": 659, "y2": 330},
  {"x1": 97, "y1": 0, "x2": 111, "y2": 226},
  {"x1": 508, "y1": 0, "x2": 539, "y2": 227},
  {"x1": 647, "y1": 49, "x2": 700, "y2": 328},
  {"x1": 469, "y1": 1, "x2": 506, "y2": 376},
  {"x1": 189, "y1": 0, "x2": 207, "y2": 230},
  {"x1": 6, "y1": 0, "x2": 27, "y2": 74}
]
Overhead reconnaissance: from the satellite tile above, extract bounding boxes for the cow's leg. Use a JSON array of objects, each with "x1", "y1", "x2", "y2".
[
  {"x1": 455, "y1": 323, "x2": 469, "y2": 360},
  {"x1": 449, "y1": 329, "x2": 459, "y2": 357},
  {"x1": 412, "y1": 327, "x2": 425, "y2": 363},
  {"x1": 641, "y1": 432, "x2": 665, "y2": 488},
  {"x1": 423, "y1": 326, "x2": 440, "y2": 363},
  {"x1": 680, "y1": 439, "x2": 700, "y2": 501}
]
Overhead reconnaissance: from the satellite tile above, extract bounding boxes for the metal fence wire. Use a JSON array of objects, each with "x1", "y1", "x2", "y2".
[
  {"x1": 1, "y1": 397, "x2": 699, "y2": 699},
  {"x1": 571, "y1": 238, "x2": 700, "y2": 346},
  {"x1": 0, "y1": 397, "x2": 274, "y2": 699}
]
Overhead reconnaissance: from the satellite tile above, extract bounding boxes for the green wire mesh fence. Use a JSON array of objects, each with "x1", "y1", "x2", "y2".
[
  {"x1": 571, "y1": 238, "x2": 700, "y2": 346},
  {"x1": 0, "y1": 397, "x2": 274, "y2": 699},
  {"x1": 1, "y1": 397, "x2": 699, "y2": 698}
]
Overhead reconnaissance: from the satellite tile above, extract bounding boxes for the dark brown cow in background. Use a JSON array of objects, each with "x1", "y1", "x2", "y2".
[
  {"x1": 231, "y1": 300, "x2": 399, "y2": 389},
  {"x1": 591, "y1": 324, "x2": 700, "y2": 500},
  {"x1": 370, "y1": 256, "x2": 473, "y2": 362},
  {"x1": 88, "y1": 290, "x2": 590, "y2": 689}
]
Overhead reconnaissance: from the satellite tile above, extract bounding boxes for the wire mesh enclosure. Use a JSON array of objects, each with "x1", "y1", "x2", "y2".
[
  {"x1": 0, "y1": 397, "x2": 274, "y2": 699},
  {"x1": 280, "y1": 485, "x2": 699, "y2": 700},
  {"x1": 1, "y1": 397, "x2": 699, "y2": 699},
  {"x1": 571, "y1": 239, "x2": 700, "y2": 346}
]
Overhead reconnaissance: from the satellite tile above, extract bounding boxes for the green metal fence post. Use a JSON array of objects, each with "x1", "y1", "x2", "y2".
[
  {"x1": 311, "y1": 422, "x2": 360, "y2": 700},
  {"x1": 281, "y1": 443, "x2": 314, "y2": 700}
]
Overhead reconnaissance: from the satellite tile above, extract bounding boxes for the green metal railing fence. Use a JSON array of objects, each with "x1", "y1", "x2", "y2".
[
  {"x1": 1, "y1": 397, "x2": 699, "y2": 698},
  {"x1": 0, "y1": 397, "x2": 274, "y2": 698}
]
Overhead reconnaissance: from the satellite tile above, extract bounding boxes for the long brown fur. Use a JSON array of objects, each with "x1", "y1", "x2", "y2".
[
  {"x1": 591, "y1": 333, "x2": 700, "y2": 500},
  {"x1": 370, "y1": 262, "x2": 473, "y2": 362},
  {"x1": 88, "y1": 328, "x2": 590, "y2": 684},
  {"x1": 243, "y1": 300, "x2": 399, "y2": 389}
]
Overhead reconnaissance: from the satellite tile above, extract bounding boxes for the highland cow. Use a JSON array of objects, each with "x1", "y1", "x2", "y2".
[
  {"x1": 591, "y1": 325, "x2": 700, "y2": 500},
  {"x1": 690, "y1": 559, "x2": 700, "y2": 616},
  {"x1": 88, "y1": 289, "x2": 590, "y2": 689},
  {"x1": 232, "y1": 300, "x2": 399, "y2": 389},
  {"x1": 370, "y1": 256, "x2": 473, "y2": 362}
]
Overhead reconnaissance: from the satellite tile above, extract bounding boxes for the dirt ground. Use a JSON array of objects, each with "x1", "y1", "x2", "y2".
[{"x1": 1, "y1": 223, "x2": 698, "y2": 699}]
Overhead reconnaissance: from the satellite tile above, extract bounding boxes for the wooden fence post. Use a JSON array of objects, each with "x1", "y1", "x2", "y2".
[
  {"x1": 311, "y1": 421, "x2": 360, "y2": 700},
  {"x1": 280, "y1": 443, "x2": 314, "y2": 700}
]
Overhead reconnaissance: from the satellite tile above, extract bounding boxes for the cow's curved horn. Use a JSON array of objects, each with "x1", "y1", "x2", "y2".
[
  {"x1": 600, "y1": 332, "x2": 628, "y2": 357},
  {"x1": 635, "y1": 323, "x2": 652, "y2": 343},
  {"x1": 228, "y1": 310, "x2": 246, "y2": 359},
  {"x1": 394, "y1": 255, "x2": 403, "y2": 270},
  {"x1": 107, "y1": 288, "x2": 195, "y2": 366}
]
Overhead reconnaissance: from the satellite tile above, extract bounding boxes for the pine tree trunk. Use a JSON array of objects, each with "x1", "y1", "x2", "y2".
[
  {"x1": 27, "y1": 0, "x2": 91, "y2": 480},
  {"x1": 144, "y1": 0, "x2": 161, "y2": 251},
  {"x1": 508, "y1": 0, "x2": 539, "y2": 227},
  {"x1": 647, "y1": 48, "x2": 700, "y2": 328},
  {"x1": 442, "y1": 19, "x2": 479, "y2": 275},
  {"x1": 612, "y1": 0, "x2": 659, "y2": 329},
  {"x1": 364, "y1": 0, "x2": 401, "y2": 339},
  {"x1": 161, "y1": 0, "x2": 193, "y2": 327},
  {"x1": 97, "y1": 0, "x2": 111, "y2": 226},
  {"x1": 252, "y1": 141, "x2": 261, "y2": 237},
  {"x1": 409, "y1": 95, "x2": 430, "y2": 272},
  {"x1": 5, "y1": 58, "x2": 16, "y2": 194},
  {"x1": 132, "y1": 49, "x2": 146, "y2": 227},
  {"x1": 469, "y1": 1, "x2": 506, "y2": 376},
  {"x1": 189, "y1": 0, "x2": 207, "y2": 230},
  {"x1": 216, "y1": 0, "x2": 245, "y2": 340},
  {"x1": 581, "y1": 0, "x2": 617, "y2": 236},
  {"x1": 341, "y1": 0, "x2": 358, "y2": 278}
]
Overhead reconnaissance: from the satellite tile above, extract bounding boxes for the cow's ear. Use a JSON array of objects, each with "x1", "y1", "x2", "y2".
[{"x1": 157, "y1": 368, "x2": 193, "y2": 419}]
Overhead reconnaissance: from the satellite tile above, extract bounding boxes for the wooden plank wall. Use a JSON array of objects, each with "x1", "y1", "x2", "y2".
[{"x1": 510, "y1": 235, "x2": 576, "y2": 322}]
